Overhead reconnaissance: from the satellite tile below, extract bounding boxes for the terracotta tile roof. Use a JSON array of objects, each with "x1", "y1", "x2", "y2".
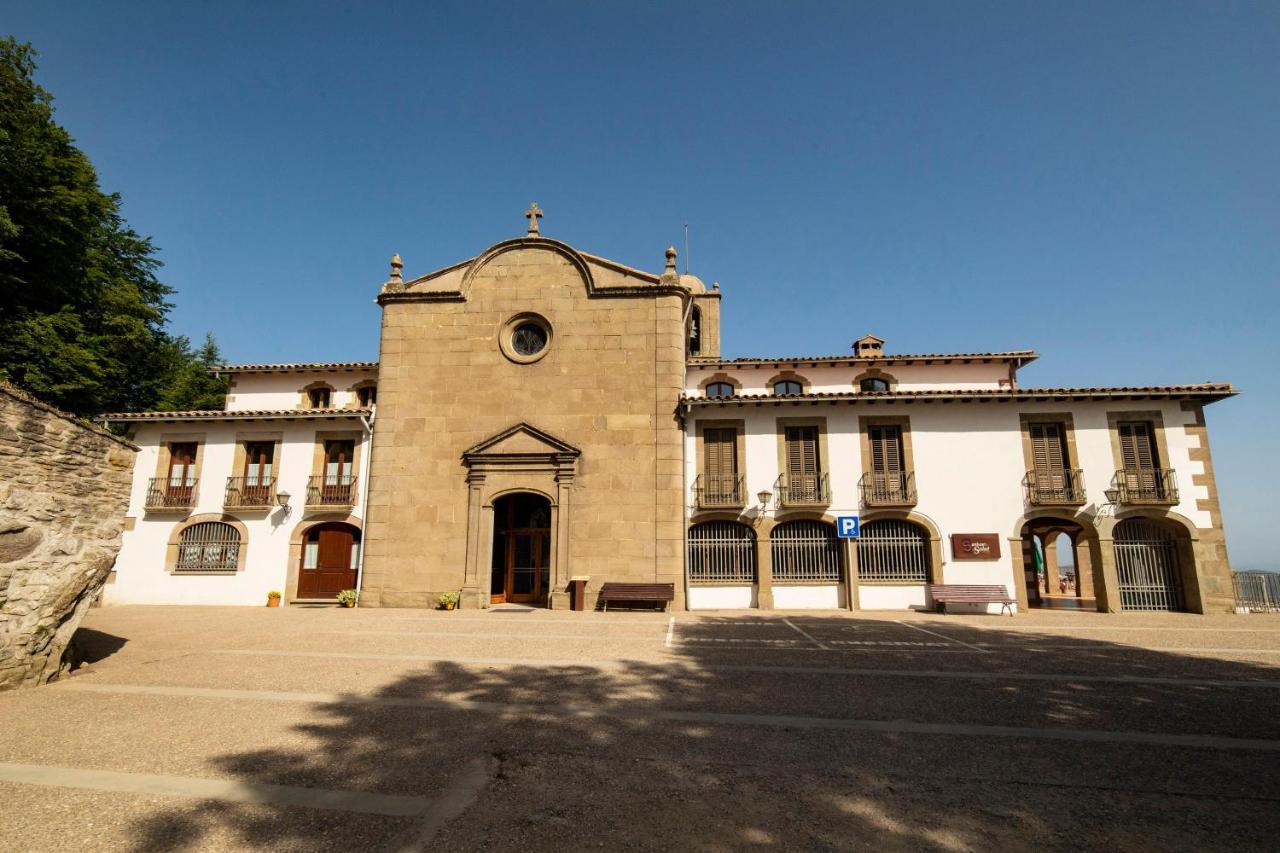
[
  {"x1": 209, "y1": 361, "x2": 378, "y2": 374},
  {"x1": 689, "y1": 351, "x2": 1038, "y2": 367},
  {"x1": 99, "y1": 408, "x2": 371, "y2": 422},
  {"x1": 681, "y1": 383, "x2": 1236, "y2": 405}
]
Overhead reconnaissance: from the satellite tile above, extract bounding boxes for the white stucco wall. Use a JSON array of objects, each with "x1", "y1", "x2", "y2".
[
  {"x1": 684, "y1": 398, "x2": 1211, "y2": 611},
  {"x1": 773, "y1": 584, "x2": 840, "y2": 609},
  {"x1": 686, "y1": 361, "x2": 1013, "y2": 396},
  {"x1": 687, "y1": 585, "x2": 757, "y2": 610},
  {"x1": 106, "y1": 419, "x2": 370, "y2": 606},
  {"x1": 224, "y1": 370, "x2": 376, "y2": 411}
]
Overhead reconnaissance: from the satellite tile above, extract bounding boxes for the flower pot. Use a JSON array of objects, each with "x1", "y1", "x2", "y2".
[
  {"x1": 343, "y1": 600, "x2": 355, "y2": 608},
  {"x1": 267, "y1": 598, "x2": 280, "y2": 608},
  {"x1": 444, "y1": 601, "x2": 456, "y2": 611}
]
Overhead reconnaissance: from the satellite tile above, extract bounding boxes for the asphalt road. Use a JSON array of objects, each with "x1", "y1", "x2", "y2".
[{"x1": 1, "y1": 605, "x2": 1278, "y2": 852}]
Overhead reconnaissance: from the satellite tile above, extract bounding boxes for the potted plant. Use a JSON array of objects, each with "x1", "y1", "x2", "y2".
[
  {"x1": 438, "y1": 590, "x2": 460, "y2": 611},
  {"x1": 336, "y1": 589, "x2": 359, "y2": 608},
  {"x1": 266, "y1": 591, "x2": 282, "y2": 608}
]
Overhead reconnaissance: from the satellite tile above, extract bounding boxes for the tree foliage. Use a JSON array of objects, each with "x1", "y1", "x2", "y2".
[{"x1": 0, "y1": 37, "x2": 226, "y2": 416}]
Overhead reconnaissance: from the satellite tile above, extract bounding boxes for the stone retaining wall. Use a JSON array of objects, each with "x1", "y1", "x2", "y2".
[{"x1": 0, "y1": 382, "x2": 137, "y2": 689}]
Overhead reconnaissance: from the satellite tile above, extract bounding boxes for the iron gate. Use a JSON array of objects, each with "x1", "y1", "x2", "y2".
[
  {"x1": 687, "y1": 521, "x2": 756, "y2": 584},
  {"x1": 1113, "y1": 519, "x2": 1184, "y2": 611},
  {"x1": 771, "y1": 520, "x2": 841, "y2": 581}
]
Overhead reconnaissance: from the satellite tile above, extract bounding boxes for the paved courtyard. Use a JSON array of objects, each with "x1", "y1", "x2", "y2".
[{"x1": 2, "y1": 605, "x2": 1279, "y2": 852}]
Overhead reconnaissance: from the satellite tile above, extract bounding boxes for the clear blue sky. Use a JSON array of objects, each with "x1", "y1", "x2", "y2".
[{"x1": 8, "y1": 1, "x2": 1278, "y2": 568}]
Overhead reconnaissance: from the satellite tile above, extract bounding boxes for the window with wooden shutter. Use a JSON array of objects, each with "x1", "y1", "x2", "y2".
[
  {"x1": 167, "y1": 443, "x2": 197, "y2": 488},
  {"x1": 1029, "y1": 423, "x2": 1067, "y2": 472},
  {"x1": 868, "y1": 425, "x2": 904, "y2": 475},
  {"x1": 703, "y1": 428, "x2": 737, "y2": 478},
  {"x1": 1118, "y1": 422, "x2": 1158, "y2": 469},
  {"x1": 785, "y1": 426, "x2": 819, "y2": 476}
]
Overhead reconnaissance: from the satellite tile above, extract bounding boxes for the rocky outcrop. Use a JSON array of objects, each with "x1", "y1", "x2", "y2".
[{"x1": 0, "y1": 382, "x2": 136, "y2": 689}]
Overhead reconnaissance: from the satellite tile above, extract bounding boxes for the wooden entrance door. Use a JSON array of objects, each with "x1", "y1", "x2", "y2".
[
  {"x1": 490, "y1": 494, "x2": 552, "y2": 605},
  {"x1": 298, "y1": 523, "x2": 359, "y2": 599}
]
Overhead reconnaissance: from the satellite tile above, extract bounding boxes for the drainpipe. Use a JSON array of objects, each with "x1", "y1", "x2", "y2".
[
  {"x1": 679, "y1": 399, "x2": 691, "y2": 612},
  {"x1": 352, "y1": 405, "x2": 375, "y2": 605}
]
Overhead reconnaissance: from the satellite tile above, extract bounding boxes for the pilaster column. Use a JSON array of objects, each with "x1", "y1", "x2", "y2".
[
  {"x1": 844, "y1": 537, "x2": 860, "y2": 611},
  {"x1": 755, "y1": 518, "x2": 775, "y2": 610},
  {"x1": 549, "y1": 466, "x2": 574, "y2": 610},
  {"x1": 461, "y1": 470, "x2": 486, "y2": 609},
  {"x1": 1095, "y1": 536, "x2": 1120, "y2": 613}
]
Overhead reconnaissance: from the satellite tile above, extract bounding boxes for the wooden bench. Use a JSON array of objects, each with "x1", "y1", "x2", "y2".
[
  {"x1": 928, "y1": 584, "x2": 1015, "y2": 616},
  {"x1": 598, "y1": 582, "x2": 675, "y2": 612}
]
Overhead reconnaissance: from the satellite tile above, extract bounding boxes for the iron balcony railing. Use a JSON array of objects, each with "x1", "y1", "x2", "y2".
[
  {"x1": 776, "y1": 472, "x2": 830, "y2": 507},
  {"x1": 1234, "y1": 572, "x2": 1280, "y2": 613},
  {"x1": 224, "y1": 476, "x2": 276, "y2": 509},
  {"x1": 693, "y1": 473, "x2": 744, "y2": 509},
  {"x1": 859, "y1": 471, "x2": 917, "y2": 507},
  {"x1": 1112, "y1": 468, "x2": 1178, "y2": 505},
  {"x1": 145, "y1": 477, "x2": 198, "y2": 510},
  {"x1": 306, "y1": 474, "x2": 356, "y2": 508},
  {"x1": 1024, "y1": 468, "x2": 1086, "y2": 506}
]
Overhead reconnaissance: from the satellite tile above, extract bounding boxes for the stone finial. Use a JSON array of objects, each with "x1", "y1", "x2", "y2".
[
  {"x1": 664, "y1": 246, "x2": 678, "y2": 273},
  {"x1": 389, "y1": 253, "x2": 403, "y2": 284},
  {"x1": 712, "y1": 281, "x2": 720, "y2": 292},
  {"x1": 525, "y1": 202, "x2": 544, "y2": 236}
]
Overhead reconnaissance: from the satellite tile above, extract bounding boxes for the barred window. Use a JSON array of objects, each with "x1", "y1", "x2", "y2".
[
  {"x1": 688, "y1": 521, "x2": 756, "y2": 584},
  {"x1": 175, "y1": 522, "x2": 241, "y2": 572},
  {"x1": 857, "y1": 519, "x2": 930, "y2": 582},
  {"x1": 771, "y1": 520, "x2": 841, "y2": 582}
]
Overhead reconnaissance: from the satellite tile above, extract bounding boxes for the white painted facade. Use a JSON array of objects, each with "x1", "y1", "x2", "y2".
[
  {"x1": 683, "y1": 353, "x2": 1220, "y2": 613},
  {"x1": 104, "y1": 368, "x2": 373, "y2": 607}
]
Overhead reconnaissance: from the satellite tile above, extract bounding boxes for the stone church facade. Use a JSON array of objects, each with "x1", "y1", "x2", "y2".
[{"x1": 101, "y1": 209, "x2": 1239, "y2": 614}]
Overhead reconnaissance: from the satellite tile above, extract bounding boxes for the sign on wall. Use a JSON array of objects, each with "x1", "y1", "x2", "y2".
[
  {"x1": 836, "y1": 516, "x2": 860, "y2": 538},
  {"x1": 951, "y1": 534, "x2": 1001, "y2": 560}
]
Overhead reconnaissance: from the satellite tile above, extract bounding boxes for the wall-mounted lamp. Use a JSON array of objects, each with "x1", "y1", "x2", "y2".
[
  {"x1": 1103, "y1": 488, "x2": 1120, "y2": 505},
  {"x1": 276, "y1": 490, "x2": 292, "y2": 515},
  {"x1": 756, "y1": 489, "x2": 772, "y2": 511}
]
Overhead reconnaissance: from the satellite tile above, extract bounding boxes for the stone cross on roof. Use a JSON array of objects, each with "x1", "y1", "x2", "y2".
[{"x1": 525, "y1": 202, "x2": 543, "y2": 236}]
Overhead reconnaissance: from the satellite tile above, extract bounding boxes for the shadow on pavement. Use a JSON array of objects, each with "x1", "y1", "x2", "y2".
[
  {"x1": 66, "y1": 627, "x2": 128, "y2": 669},
  {"x1": 111, "y1": 614, "x2": 1280, "y2": 852}
]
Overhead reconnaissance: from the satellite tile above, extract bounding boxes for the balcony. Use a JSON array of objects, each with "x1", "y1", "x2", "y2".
[
  {"x1": 1024, "y1": 468, "x2": 1086, "y2": 506},
  {"x1": 224, "y1": 476, "x2": 276, "y2": 510},
  {"x1": 859, "y1": 471, "x2": 917, "y2": 507},
  {"x1": 693, "y1": 473, "x2": 744, "y2": 510},
  {"x1": 306, "y1": 474, "x2": 356, "y2": 509},
  {"x1": 145, "y1": 477, "x2": 197, "y2": 511},
  {"x1": 776, "y1": 472, "x2": 830, "y2": 507},
  {"x1": 1110, "y1": 468, "x2": 1178, "y2": 505}
]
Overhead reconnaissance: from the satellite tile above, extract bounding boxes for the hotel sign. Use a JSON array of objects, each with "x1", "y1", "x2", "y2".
[{"x1": 951, "y1": 534, "x2": 1001, "y2": 560}]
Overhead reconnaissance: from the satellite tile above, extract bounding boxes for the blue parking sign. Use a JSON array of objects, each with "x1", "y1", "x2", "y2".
[{"x1": 836, "y1": 515, "x2": 860, "y2": 538}]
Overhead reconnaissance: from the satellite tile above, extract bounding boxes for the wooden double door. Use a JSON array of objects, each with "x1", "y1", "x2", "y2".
[
  {"x1": 297, "y1": 522, "x2": 360, "y2": 599},
  {"x1": 490, "y1": 494, "x2": 552, "y2": 605}
]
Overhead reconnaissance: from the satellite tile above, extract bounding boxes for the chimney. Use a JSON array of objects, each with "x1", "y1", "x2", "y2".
[{"x1": 853, "y1": 333, "x2": 885, "y2": 357}]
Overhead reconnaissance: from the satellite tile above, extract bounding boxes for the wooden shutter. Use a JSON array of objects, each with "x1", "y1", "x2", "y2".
[
  {"x1": 1029, "y1": 423, "x2": 1066, "y2": 471},
  {"x1": 786, "y1": 426, "x2": 819, "y2": 476},
  {"x1": 869, "y1": 426, "x2": 903, "y2": 474},
  {"x1": 703, "y1": 428, "x2": 737, "y2": 477},
  {"x1": 1119, "y1": 422, "x2": 1157, "y2": 469}
]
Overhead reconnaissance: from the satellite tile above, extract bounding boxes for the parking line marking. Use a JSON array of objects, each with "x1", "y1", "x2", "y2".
[
  {"x1": 665, "y1": 616, "x2": 675, "y2": 648},
  {"x1": 0, "y1": 762, "x2": 429, "y2": 817},
  {"x1": 56, "y1": 682, "x2": 1280, "y2": 753},
  {"x1": 896, "y1": 620, "x2": 990, "y2": 653},
  {"x1": 209, "y1": 649, "x2": 1280, "y2": 688},
  {"x1": 783, "y1": 619, "x2": 829, "y2": 650}
]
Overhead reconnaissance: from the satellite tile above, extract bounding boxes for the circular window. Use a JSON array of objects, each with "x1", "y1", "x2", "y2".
[
  {"x1": 512, "y1": 322, "x2": 548, "y2": 356},
  {"x1": 499, "y1": 313, "x2": 553, "y2": 364}
]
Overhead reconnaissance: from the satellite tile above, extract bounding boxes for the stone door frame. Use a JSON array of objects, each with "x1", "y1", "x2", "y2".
[{"x1": 460, "y1": 423, "x2": 580, "y2": 609}]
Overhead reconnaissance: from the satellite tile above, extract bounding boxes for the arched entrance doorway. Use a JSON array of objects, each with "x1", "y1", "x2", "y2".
[
  {"x1": 1018, "y1": 518, "x2": 1096, "y2": 610},
  {"x1": 297, "y1": 522, "x2": 361, "y2": 599},
  {"x1": 1113, "y1": 518, "x2": 1185, "y2": 611},
  {"x1": 491, "y1": 493, "x2": 552, "y2": 605}
]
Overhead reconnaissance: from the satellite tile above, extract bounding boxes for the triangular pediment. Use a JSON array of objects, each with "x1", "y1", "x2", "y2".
[{"x1": 462, "y1": 422, "x2": 581, "y2": 460}]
